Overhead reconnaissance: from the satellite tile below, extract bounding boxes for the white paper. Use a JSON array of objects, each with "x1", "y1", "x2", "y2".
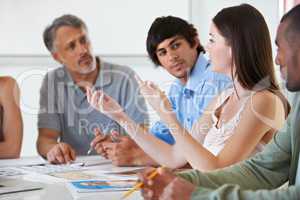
[{"x1": 0, "y1": 156, "x2": 47, "y2": 167}]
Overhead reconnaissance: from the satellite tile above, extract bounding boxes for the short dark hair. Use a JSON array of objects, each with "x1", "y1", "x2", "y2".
[
  {"x1": 280, "y1": 4, "x2": 300, "y2": 49},
  {"x1": 146, "y1": 16, "x2": 205, "y2": 66},
  {"x1": 43, "y1": 14, "x2": 87, "y2": 52}
]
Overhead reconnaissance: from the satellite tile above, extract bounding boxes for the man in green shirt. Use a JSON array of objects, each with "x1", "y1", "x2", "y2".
[{"x1": 138, "y1": 4, "x2": 300, "y2": 200}]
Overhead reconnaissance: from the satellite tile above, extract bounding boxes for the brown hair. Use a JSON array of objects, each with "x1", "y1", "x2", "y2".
[{"x1": 213, "y1": 4, "x2": 290, "y2": 116}]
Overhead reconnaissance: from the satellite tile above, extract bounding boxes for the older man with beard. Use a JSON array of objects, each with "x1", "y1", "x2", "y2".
[{"x1": 36, "y1": 14, "x2": 149, "y2": 164}]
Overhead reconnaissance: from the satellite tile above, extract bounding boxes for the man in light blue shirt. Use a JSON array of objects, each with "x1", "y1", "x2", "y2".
[{"x1": 149, "y1": 16, "x2": 231, "y2": 144}]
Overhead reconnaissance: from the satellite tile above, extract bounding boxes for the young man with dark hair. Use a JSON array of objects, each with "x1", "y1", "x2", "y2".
[{"x1": 146, "y1": 16, "x2": 231, "y2": 144}]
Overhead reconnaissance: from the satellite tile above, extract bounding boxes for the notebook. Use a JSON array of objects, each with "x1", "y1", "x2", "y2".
[
  {"x1": 0, "y1": 167, "x2": 26, "y2": 177},
  {"x1": 66, "y1": 179, "x2": 136, "y2": 194},
  {"x1": 19, "y1": 163, "x2": 84, "y2": 174},
  {"x1": 0, "y1": 177, "x2": 43, "y2": 195},
  {"x1": 16, "y1": 155, "x2": 111, "y2": 175}
]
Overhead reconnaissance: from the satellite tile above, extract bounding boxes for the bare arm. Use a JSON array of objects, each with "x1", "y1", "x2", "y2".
[
  {"x1": 188, "y1": 98, "x2": 216, "y2": 143},
  {"x1": 0, "y1": 77, "x2": 23, "y2": 159},
  {"x1": 160, "y1": 91, "x2": 285, "y2": 171},
  {"x1": 86, "y1": 87, "x2": 187, "y2": 168},
  {"x1": 36, "y1": 128, "x2": 60, "y2": 157},
  {"x1": 114, "y1": 114, "x2": 187, "y2": 168},
  {"x1": 101, "y1": 135, "x2": 160, "y2": 166},
  {"x1": 92, "y1": 126, "x2": 159, "y2": 166},
  {"x1": 37, "y1": 128, "x2": 76, "y2": 163},
  {"x1": 129, "y1": 124, "x2": 161, "y2": 166}
]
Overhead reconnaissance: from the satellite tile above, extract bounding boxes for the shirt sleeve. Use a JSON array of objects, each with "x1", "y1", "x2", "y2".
[
  {"x1": 150, "y1": 121, "x2": 175, "y2": 145},
  {"x1": 190, "y1": 184, "x2": 300, "y2": 200},
  {"x1": 37, "y1": 72, "x2": 62, "y2": 132},
  {"x1": 177, "y1": 111, "x2": 293, "y2": 196}
]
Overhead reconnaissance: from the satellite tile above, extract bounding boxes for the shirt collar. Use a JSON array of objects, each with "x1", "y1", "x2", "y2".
[
  {"x1": 170, "y1": 53, "x2": 208, "y2": 98},
  {"x1": 184, "y1": 53, "x2": 209, "y2": 91},
  {"x1": 94, "y1": 58, "x2": 112, "y2": 89}
]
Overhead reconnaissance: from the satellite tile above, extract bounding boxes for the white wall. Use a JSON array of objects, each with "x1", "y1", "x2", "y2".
[
  {"x1": 0, "y1": 0, "x2": 281, "y2": 156},
  {"x1": 191, "y1": 0, "x2": 280, "y2": 70},
  {"x1": 0, "y1": 0, "x2": 190, "y2": 156},
  {"x1": 0, "y1": 0, "x2": 190, "y2": 55},
  {"x1": 191, "y1": 0, "x2": 279, "y2": 42}
]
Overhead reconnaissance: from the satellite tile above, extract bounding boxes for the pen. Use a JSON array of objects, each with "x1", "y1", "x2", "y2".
[
  {"x1": 87, "y1": 146, "x2": 93, "y2": 155},
  {"x1": 87, "y1": 132, "x2": 95, "y2": 155},
  {"x1": 121, "y1": 167, "x2": 163, "y2": 199},
  {"x1": 87, "y1": 129, "x2": 119, "y2": 155}
]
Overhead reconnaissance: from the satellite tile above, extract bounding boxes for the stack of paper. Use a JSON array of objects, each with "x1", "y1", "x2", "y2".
[
  {"x1": 66, "y1": 177, "x2": 137, "y2": 199},
  {"x1": 0, "y1": 177, "x2": 43, "y2": 195}
]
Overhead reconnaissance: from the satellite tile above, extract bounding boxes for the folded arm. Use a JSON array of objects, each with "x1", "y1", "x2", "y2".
[{"x1": 190, "y1": 184, "x2": 299, "y2": 200}]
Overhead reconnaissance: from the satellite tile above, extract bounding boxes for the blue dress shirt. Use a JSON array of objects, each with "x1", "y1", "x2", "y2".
[{"x1": 150, "y1": 53, "x2": 232, "y2": 144}]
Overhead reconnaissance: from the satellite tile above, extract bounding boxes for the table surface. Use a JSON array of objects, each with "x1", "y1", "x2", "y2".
[
  {"x1": 0, "y1": 156, "x2": 143, "y2": 200},
  {"x1": 0, "y1": 183, "x2": 142, "y2": 200}
]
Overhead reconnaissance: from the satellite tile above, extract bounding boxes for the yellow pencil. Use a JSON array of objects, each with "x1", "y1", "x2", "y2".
[{"x1": 121, "y1": 167, "x2": 161, "y2": 199}]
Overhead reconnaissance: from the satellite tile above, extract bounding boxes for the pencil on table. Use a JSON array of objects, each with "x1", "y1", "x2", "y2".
[{"x1": 121, "y1": 167, "x2": 162, "y2": 199}]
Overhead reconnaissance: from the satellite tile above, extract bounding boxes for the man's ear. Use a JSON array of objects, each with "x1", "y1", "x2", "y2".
[
  {"x1": 52, "y1": 52, "x2": 63, "y2": 64},
  {"x1": 195, "y1": 35, "x2": 200, "y2": 46},
  {"x1": 193, "y1": 36, "x2": 200, "y2": 49}
]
